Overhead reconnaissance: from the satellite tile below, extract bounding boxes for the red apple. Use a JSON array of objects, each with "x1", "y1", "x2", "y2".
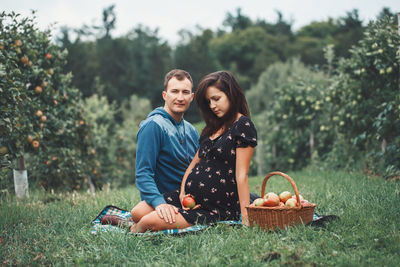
[
  {"x1": 279, "y1": 191, "x2": 292, "y2": 203},
  {"x1": 32, "y1": 140, "x2": 39, "y2": 149},
  {"x1": 253, "y1": 198, "x2": 265, "y2": 207},
  {"x1": 35, "y1": 86, "x2": 42, "y2": 94},
  {"x1": 27, "y1": 135, "x2": 33, "y2": 143},
  {"x1": 35, "y1": 110, "x2": 43, "y2": 117},
  {"x1": 300, "y1": 200, "x2": 309, "y2": 206},
  {"x1": 263, "y1": 192, "x2": 280, "y2": 207},
  {"x1": 285, "y1": 198, "x2": 297, "y2": 208},
  {"x1": 45, "y1": 53, "x2": 52, "y2": 59},
  {"x1": 20, "y1": 56, "x2": 29, "y2": 65},
  {"x1": 182, "y1": 195, "x2": 196, "y2": 209},
  {"x1": 41, "y1": 115, "x2": 47, "y2": 122},
  {"x1": 279, "y1": 201, "x2": 285, "y2": 207}
]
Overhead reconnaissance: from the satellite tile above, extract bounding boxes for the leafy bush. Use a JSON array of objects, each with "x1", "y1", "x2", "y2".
[{"x1": 82, "y1": 94, "x2": 151, "y2": 187}]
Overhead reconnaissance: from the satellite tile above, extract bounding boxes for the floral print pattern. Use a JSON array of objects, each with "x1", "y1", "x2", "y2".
[{"x1": 163, "y1": 116, "x2": 257, "y2": 225}]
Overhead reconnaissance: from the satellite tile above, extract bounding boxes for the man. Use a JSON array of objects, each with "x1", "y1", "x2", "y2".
[{"x1": 134, "y1": 69, "x2": 199, "y2": 223}]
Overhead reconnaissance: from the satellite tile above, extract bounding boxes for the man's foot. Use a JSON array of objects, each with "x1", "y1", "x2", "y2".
[{"x1": 100, "y1": 215, "x2": 133, "y2": 228}]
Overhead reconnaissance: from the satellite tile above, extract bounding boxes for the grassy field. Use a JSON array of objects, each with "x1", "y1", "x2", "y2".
[{"x1": 1, "y1": 168, "x2": 399, "y2": 266}]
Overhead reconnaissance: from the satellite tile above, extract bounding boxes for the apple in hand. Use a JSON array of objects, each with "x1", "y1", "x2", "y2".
[
  {"x1": 263, "y1": 192, "x2": 280, "y2": 207},
  {"x1": 253, "y1": 198, "x2": 265, "y2": 207},
  {"x1": 285, "y1": 198, "x2": 297, "y2": 208},
  {"x1": 279, "y1": 191, "x2": 292, "y2": 203},
  {"x1": 182, "y1": 194, "x2": 196, "y2": 209}
]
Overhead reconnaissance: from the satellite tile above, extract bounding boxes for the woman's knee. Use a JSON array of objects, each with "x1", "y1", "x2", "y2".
[
  {"x1": 130, "y1": 201, "x2": 154, "y2": 223},
  {"x1": 135, "y1": 212, "x2": 159, "y2": 231},
  {"x1": 137, "y1": 212, "x2": 192, "y2": 232}
]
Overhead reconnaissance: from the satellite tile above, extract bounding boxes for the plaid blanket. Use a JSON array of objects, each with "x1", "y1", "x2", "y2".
[{"x1": 92, "y1": 205, "x2": 325, "y2": 236}]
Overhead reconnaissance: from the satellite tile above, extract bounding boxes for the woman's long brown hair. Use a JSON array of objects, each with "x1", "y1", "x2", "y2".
[{"x1": 195, "y1": 71, "x2": 250, "y2": 137}]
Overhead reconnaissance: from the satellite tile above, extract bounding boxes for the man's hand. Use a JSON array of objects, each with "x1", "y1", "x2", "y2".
[{"x1": 155, "y1": 203, "x2": 179, "y2": 224}]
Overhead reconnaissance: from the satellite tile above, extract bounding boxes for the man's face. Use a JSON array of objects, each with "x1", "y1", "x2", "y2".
[{"x1": 163, "y1": 77, "x2": 194, "y2": 121}]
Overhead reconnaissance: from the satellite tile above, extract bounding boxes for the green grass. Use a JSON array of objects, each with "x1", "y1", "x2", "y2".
[{"x1": 1, "y1": 169, "x2": 399, "y2": 266}]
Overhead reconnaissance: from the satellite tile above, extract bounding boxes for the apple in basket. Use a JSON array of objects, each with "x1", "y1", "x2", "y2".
[
  {"x1": 182, "y1": 194, "x2": 196, "y2": 209},
  {"x1": 285, "y1": 198, "x2": 297, "y2": 208},
  {"x1": 300, "y1": 199, "x2": 309, "y2": 206},
  {"x1": 263, "y1": 192, "x2": 280, "y2": 207},
  {"x1": 279, "y1": 191, "x2": 292, "y2": 203},
  {"x1": 253, "y1": 198, "x2": 265, "y2": 207},
  {"x1": 292, "y1": 194, "x2": 304, "y2": 201}
]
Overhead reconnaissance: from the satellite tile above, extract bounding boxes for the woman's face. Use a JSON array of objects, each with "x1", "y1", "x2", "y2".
[{"x1": 205, "y1": 86, "x2": 230, "y2": 118}]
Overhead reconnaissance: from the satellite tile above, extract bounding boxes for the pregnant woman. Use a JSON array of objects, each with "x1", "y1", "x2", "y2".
[{"x1": 129, "y1": 71, "x2": 257, "y2": 232}]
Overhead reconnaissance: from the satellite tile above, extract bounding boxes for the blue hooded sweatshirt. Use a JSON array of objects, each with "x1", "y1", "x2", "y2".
[{"x1": 135, "y1": 107, "x2": 199, "y2": 208}]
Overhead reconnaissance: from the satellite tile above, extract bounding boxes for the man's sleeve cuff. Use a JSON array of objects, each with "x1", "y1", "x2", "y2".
[{"x1": 149, "y1": 197, "x2": 166, "y2": 208}]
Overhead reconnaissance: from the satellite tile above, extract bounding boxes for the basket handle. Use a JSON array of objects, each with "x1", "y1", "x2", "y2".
[{"x1": 260, "y1": 171, "x2": 301, "y2": 208}]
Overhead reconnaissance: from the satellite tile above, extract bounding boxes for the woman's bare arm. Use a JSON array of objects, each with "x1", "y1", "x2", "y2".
[{"x1": 235, "y1": 146, "x2": 255, "y2": 225}]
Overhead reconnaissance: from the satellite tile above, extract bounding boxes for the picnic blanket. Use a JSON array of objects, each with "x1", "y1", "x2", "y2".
[{"x1": 92, "y1": 205, "x2": 332, "y2": 236}]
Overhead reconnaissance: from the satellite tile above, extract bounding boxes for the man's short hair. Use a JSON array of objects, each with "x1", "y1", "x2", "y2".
[{"x1": 164, "y1": 69, "x2": 193, "y2": 91}]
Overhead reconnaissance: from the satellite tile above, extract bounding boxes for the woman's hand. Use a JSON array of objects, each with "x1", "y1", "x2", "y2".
[
  {"x1": 180, "y1": 193, "x2": 201, "y2": 210},
  {"x1": 241, "y1": 213, "x2": 250, "y2": 226}
]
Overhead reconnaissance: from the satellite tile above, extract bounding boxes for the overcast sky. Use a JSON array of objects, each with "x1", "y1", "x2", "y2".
[{"x1": 3, "y1": 0, "x2": 400, "y2": 44}]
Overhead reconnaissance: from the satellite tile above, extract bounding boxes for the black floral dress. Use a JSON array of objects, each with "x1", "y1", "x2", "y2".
[{"x1": 163, "y1": 116, "x2": 257, "y2": 225}]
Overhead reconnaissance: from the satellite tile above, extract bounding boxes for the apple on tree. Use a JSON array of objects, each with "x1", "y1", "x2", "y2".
[
  {"x1": 32, "y1": 140, "x2": 39, "y2": 149},
  {"x1": 15, "y1": 39, "x2": 22, "y2": 47},
  {"x1": 35, "y1": 86, "x2": 42, "y2": 94},
  {"x1": 27, "y1": 135, "x2": 33, "y2": 143},
  {"x1": 36, "y1": 110, "x2": 43, "y2": 117},
  {"x1": 20, "y1": 56, "x2": 29, "y2": 65}
]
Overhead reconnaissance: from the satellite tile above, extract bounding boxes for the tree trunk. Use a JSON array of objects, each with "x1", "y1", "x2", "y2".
[
  {"x1": 381, "y1": 138, "x2": 387, "y2": 153},
  {"x1": 13, "y1": 155, "x2": 29, "y2": 198},
  {"x1": 87, "y1": 177, "x2": 96, "y2": 194},
  {"x1": 309, "y1": 131, "x2": 315, "y2": 161},
  {"x1": 398, "y1": 13, "x2": 400, "y2": 88}
]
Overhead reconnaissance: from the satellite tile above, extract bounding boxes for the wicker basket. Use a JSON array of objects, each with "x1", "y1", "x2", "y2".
[{"x1": 246, "y1": 171, "x2": 316, "y2": 230}]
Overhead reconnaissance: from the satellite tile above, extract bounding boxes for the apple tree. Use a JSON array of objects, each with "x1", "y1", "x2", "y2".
[
  {"x1": 249, "y1": 58, "x2": 332, "y2": 172},
  {"x1": 0, "y1": 11, "x2": 97, "y2": 190},
  {"x1": 329, "y1": 15, "x2": 400, "y2": 176}
]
